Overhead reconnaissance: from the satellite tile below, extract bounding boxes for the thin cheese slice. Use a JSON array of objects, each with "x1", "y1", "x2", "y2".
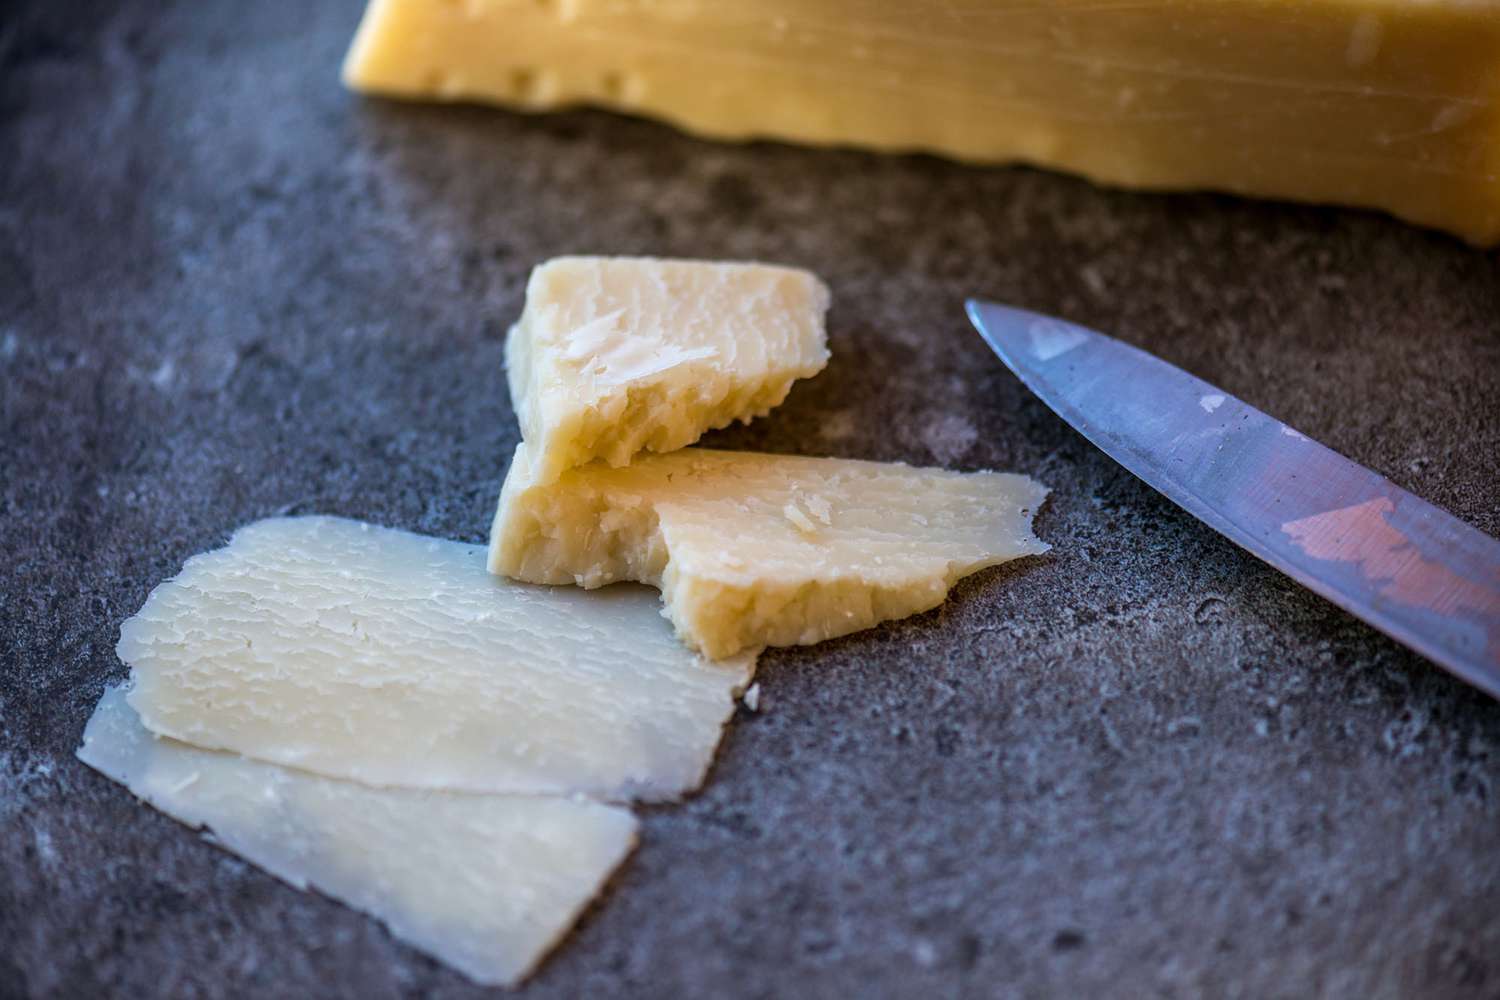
[
  {"x1": 79, "y1": 687, "x2": 637, "y2": 988},
  {"x1": 507, "y1": 257, "x2": 830, "y2": 484},
  {"x1": 489, "y1": 445, "x2": 1049, "y2": 658},
  {"x1": 121, "y1": 517, "x2": 754, "y2": 801},
  {"x1": 343, "y1": 0, "x2": 1500, "y2": 245}
]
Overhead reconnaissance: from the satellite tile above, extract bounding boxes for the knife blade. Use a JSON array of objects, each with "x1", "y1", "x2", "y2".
[{"x1": 966, "y1": 299, "x2": 1500, "y2": 699}]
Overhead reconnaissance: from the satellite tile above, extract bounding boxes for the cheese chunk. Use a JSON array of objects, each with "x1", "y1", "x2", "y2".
[
  {"x1": 490, "y1": 445, "x2": 1048, "y2": 658},
  {"x1": 343, "y1": 0, "x2": 1500, "y2": 244},
  {"x1": 121, "y1": 517, "x2": 754, "y2": 801},
  {"x1": 79, "y1": 687, "x2": 637, "y2": 988},
  {"x1": 507, "y1": 257, "x2": 830, "y2": 484}
]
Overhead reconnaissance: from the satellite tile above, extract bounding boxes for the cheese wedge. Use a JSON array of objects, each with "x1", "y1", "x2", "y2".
[
  {"x1": 121, "y1": 517, "x2": 754, "y2": 801},
  {"x1": 343, "y1": 0, "x2": 1500, "y2": 244},
  {"x1": 507, "y1": 257, "x2": 830, "y2": 484},
  {"x1": 79, "y1": 687, "x2": 637, "y2": 988},
  {"x1": 490, "y1": 445, "x2": 1049, "y2": 658}
]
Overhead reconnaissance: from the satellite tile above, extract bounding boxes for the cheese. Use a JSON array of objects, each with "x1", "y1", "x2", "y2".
[
  {"x1": 342, "y1": 0, "x2": 1500, "y2": 244},
  {"x1": 507, "y1": 257, "x2": 830, "y2": 484},
  {"x1": 78, "y1": 687, "x2": 637, "y2": 988},
  {"x1": 121, "y1": 517, "x2": 754, "y2": 801},
  {"x1": 490, "y1": 445, "x2": 1048, "y2": 658}
]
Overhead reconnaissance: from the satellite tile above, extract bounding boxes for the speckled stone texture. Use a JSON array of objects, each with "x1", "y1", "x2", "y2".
[{"x1": 3, "y1": 3, "x2": 1499, "y2": 998}]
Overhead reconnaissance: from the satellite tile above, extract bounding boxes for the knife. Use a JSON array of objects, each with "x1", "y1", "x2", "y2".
[{"x1": 966, "y1": 300, "x2": 1500, "y2": 699}]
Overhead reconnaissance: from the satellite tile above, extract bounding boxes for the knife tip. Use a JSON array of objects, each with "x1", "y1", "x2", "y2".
[{"x1": 964, "y1": 298, "x2": 1026, "y2": 362}]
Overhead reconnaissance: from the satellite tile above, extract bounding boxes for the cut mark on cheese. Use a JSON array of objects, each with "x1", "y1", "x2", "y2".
[
  {"x1": 122, "y1": 517, "x2": 754, "y2": 801},
  {"x1": 506, "y1": 257, "x2": 830, "y2": 484},
  {"x1": 79, "y1": 687, "x2": 637, "y2": 988},
  {"x1": 490, "y1": 445, "x2": 1049, "y2": 659}
]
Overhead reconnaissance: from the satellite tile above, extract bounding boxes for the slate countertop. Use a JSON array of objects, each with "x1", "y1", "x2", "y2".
[{"x1": 3, "y1": 3, "x2": 1499, "y2": 998}]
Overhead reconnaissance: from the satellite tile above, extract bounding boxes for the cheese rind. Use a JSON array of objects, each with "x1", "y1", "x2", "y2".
[
  {"x1": 78, "y1": 687, "x2": 638, "y2": 988},
  {"x1": 343, "y1": 0, "x2": 1500, "y2": 244},
  {"x1": 489, "y1": 445, "x2": 1049, "y2": 658},
  {"x1": 507, "y1": 257, "x2": 830, "y2": 484},
  {"x1": 121, "y1": 517, "x2": 754, "y2": 801}
]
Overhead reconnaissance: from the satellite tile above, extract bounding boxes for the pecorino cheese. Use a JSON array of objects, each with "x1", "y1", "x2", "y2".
[
  {"x1": 343, "y1": 0, "x2": 1500, "y2": 244},
  {"x1": 121, "y1": 517, "x2": 754, "y2": 802},
  {"x1": 489, "y1": 445, "x2": 1049, "y2": 658},
  {"x1": 79, "y1": 687, "x2": 637, "y2": 988},
  {"x1": 506, "y1": 257, "x2": 830, "y2": 484}
]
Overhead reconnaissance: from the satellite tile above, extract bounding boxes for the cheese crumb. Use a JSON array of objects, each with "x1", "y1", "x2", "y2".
[{"x1": 783, "y1": 501, "x2": 817, "y2": 534}]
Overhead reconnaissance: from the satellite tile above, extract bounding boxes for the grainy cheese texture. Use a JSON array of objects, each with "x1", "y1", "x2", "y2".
[
  {"x1": 79, "y1": 687, "x2": 638, "y2": 988},
  {"x1": 490, "y1": 445, "x2": 1049, "y2": 658},
  {"x1": 507, "y1": 257, "x2": 830, "y2": 484},
  {"x1": 342, "y1": 0, "x2": 1500, "y2": 244},
  {"x1": 121, "y1": 517, "x2": 755, "y2": 801}
]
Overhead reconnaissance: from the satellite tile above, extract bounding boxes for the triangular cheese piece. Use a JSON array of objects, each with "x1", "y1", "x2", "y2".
[
  {"x1": 507, "y1": 256, "x2": 830, "y2": 484},
  {"x1": 79, "y1": 687, "x2": 637, "y2": 987},
  {"x1": 121, "y1": 517, "x2": 754, "y2": 801},
  {"x1": 490, "y1": 445, "x2": 1048, "y2": 658}
]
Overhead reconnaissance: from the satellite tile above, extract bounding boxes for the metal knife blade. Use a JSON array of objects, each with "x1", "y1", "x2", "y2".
[{"x1": 966, "y1": 299, "x2": 1500, "y2": 699}]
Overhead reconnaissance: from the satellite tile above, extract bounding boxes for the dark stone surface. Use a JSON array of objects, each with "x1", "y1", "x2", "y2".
[{"x1": 3, "y1": 2, "x2": 1499, "y2": 997}]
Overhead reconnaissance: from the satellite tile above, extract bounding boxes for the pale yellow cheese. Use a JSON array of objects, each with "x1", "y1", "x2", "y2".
[
  {"x1": 507, "y1": 257, "x2": 830, "y2": 484},
  {"x1": 343, "y1": 0, "x2": 1500, "y2": 244},
  {"x1": 489, "y1": 445, "x2": 1049, "y2": 658},
  {"x1": 121, "y1": 517, "x2": 754, "y2": 802},
  {"x1": 79, "y1": 687, "x2": 637, "y2": 988}
]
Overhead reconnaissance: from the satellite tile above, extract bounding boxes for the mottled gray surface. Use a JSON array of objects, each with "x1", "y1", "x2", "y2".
[{"x1": 3, "y1": 2, "x2": 1499, "y2": 998}]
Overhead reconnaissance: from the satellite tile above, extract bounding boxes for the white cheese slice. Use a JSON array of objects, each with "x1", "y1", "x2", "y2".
[
  {"x1": 79, "y1": 687, "x2": 637, "y2": 988},
  {"x1": 490, "y1": 446, "x2": 1049, "y2": 658},
  {"x1": 121, "y1": 517, "x2": 755, "y2": 801},
  {"x1": 507, "y1": 256, "x2": 830, "y2": 484}
]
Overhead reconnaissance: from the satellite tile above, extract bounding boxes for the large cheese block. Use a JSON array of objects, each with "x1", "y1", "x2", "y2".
[
  {"x1": 121, "y1": 517, "x2": 754, "y2": 801},
  {"x1": 489, "y1": 445, "x2": 1049, "y2": 658},
  {"x1": 343, "y1": 0, "x2": 1500, "y2": 244},
  {"x1": 507, "y1": 256, "x2": 830, "y2": 484},
  {"x1": 79, "y1": 687, "x2": 637, "y2": 988}
]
